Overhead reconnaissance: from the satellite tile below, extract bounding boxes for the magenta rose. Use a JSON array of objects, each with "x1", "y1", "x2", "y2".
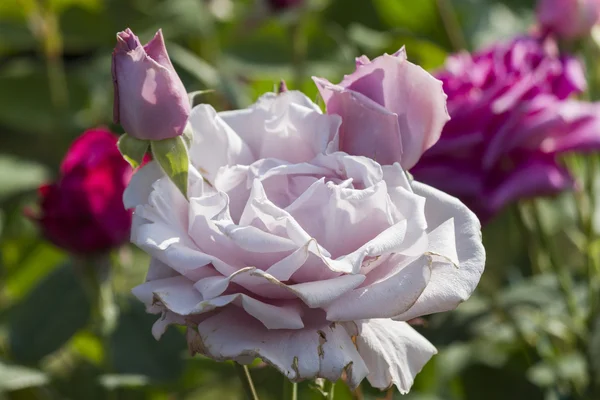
[
  {"x1": 410, "y1": 36, "x2": 600, "y2": 222},
  {"x1": 112, "y1": 29, "x2": 190, "y2": 141},
  {"x1": 34, "y1": 128, "x2": 134, "y2": 254}
]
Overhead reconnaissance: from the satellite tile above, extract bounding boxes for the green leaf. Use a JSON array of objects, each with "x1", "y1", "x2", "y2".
[
  {"x1": 109, "y1": 300, "x2": 186, "y2": 382},
  {"x1": 0, "y1": 361, "x2": 48, "y2": 392},
  {"x1": 188, "y1": 89, "x2": 216, "y2": 108},
  {"x1": 8, "y1": 264, "x2": 91, "y2": 364},
  {"x1": 151, "y1": 136, "x2": 189, "y2": 198},
  {"x1": 117, "y1": 134, "x2": 149, "y2": 169}
]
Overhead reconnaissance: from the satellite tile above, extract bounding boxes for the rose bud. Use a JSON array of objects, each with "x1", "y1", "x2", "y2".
[
  {"x1": 32, "y1": 128, "x2": 135, "y2": 254},
  {"x1": 537, "y1": 0, "x2": 600, "y2": 39},
  {"x1": 112, "y1": 29, "x2": 190, "y2": 141}
]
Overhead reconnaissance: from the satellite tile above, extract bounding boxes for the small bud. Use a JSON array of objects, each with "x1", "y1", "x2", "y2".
[
  {"x1": 277, "y1": 79, "x2": 288, "y2": 94},
  {"x1": 112, "y1": 29, "x2": 190, "y2": 140}
]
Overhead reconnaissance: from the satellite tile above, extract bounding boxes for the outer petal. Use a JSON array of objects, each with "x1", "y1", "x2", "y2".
[
  {"x1": 393, "y1": 181, "x2": 485, "y2": 321},
  {"x1": 355, "y1": 319, "x2": 437, "y2": 392},
  {"x1": 219, "y1": 91, "x2": 341, "y2": 164},
  {"x1": 143, "y1": 29, "x2": 176, "y2": 71},
  {"x1": 488, "y1": 158, "x2": 574, "y2": 213},
  {"x1": 313, "y1": 77, "x2": 403, "y2": 165},
  {"x1": 188, "y1": 104, "x2": 255, "y2": 182},
  {"x1": 123, "y1": 161, "x2": 164, "y2": 209},
  {"x1": 325, "y1": 255, "x2": 431, "y2": 321},
  {"x1": 189, "y1": 307, "x2": 369, "y2": 388},
  {"x1": 316, "y1": 50, "x2": 449, "y2": 169}
]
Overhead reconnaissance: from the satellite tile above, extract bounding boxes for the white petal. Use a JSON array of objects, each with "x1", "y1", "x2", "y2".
[
  {"x1": 188, "y1": 104, "x2": 255, "y2": 181},
  {"x1": 123, "y1": 161, "x2": 164, "y2": 209},
  {"x1": 394, "y1": 181, "x2": 485, "y2": 321},
  {"x1": 192, "y1": 307, "x2": 368, "y2": 387},
  {"x1": 219, "y1": 91, "x2": 340, "y2": 163},
  {"x1": 325, "y1": 255, "x2": 431, "y2": 320},
  {"x1": 355, "y1": 319, "x2": 437, "y2": 392}
]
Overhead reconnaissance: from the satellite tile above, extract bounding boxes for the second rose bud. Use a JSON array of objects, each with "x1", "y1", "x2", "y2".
[{"x1": 112, "y1": 29, "x2": 190, "y2": 141}]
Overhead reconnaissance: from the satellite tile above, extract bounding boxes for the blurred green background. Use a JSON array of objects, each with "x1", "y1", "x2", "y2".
[{"x1": 4, "y1": 0, "x2": 595, "y2": 399}]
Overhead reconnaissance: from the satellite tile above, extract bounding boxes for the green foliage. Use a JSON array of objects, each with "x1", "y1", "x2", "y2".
[
  {"x1": 117, "y1": 134, "x2": 149, "y2": 169},
  {"x1": 109, "y1": 301, "x2": 186, "y2": 382},
  {"x1": 8, "y1": 264, "x2": 91, "y2": 364}
]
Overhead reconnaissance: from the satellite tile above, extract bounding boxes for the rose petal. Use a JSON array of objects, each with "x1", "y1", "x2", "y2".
[
  {"x1": 355, "y1": 319, "x2": 437, "y2": 392},
  {"x1": 392, "y1": 181, "x2": 485, "y2": 321},
  {"x1": 191, "y1": 307, "x2": 368, "y2": 387},
  {"x1": 325, "y1": 255, "x2": 431, "y2": 321}
]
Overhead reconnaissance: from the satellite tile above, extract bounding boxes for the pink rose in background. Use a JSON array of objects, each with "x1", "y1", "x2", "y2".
[
  {"x1": 411, "y1": 36, "x2": 600, "y2": 222},
  {"x1": 33, "y1": 129, "x2": 134, "y2": 254},
  {"x1": 112, "y1": 29, "x2": 190, "y2": 141},
  {"x1": 126, "y1": 91, "x2": 485, "y2": 392},
  {"x1": 313, "y1": 48, "x2": 449, "y2": 170},
  {"x1": 537, "y1": 0, "x2": 600, "y2": 39}
]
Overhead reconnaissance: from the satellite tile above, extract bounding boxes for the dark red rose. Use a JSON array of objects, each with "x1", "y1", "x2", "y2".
[
  {"x1": 266, "y1": 0, "x2": 303, "y2": 12},
  {"x1": 35, "y1": 128, "x2": 134, "y2": 254}
]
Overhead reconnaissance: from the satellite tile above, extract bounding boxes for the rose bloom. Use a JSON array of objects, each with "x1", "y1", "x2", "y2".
[
  {"x1": 126, "y1": 91, "x2": 485, "y2": 392},
  {"x1": 411, "y1": 36, "x2": 600, "y2": 222},
  {"x1": 537, "y1": 0, "x2": 600, "y2": 39},
  {"x1": 34, "y1": 128, "x2": 134, "y2": 254}
]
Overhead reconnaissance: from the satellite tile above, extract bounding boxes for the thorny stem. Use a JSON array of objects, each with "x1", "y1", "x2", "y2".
[{"x1": 235, "y1": 363, "x2": 260, "y2": 400}]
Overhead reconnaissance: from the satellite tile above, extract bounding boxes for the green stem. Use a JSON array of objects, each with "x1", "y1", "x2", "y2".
[
  {"x1": 326, "y1": 380, "x2": 335, "y2": 400},
  {"x1": 235, "y1": 363, "x2": 259, "y2": 400},
  {"x1": 282, "y1": 378, "x2": 297, "y2": 400},
  {"x1": 530, "y1": 201, "x2": 580, "y2": 321},
  {"x1": 290, "y1": 14, "x2": 307, "y2": 89},
  {"x1": 436, "y1": 0, "x2": 467, "y2": 51},
  {"x1": 513, "y1": 204, "x2": 545, "y2": 275}
]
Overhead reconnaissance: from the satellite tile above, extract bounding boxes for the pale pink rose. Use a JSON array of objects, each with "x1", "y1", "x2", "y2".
[
  {"x1": 537, "y1": 0, "x2": 600, "y2": 39},
  {"x1": 125, "y1": 91, "x2": 485, "y2": 392},
  {"x1": 313, "y1": 48, "x2": 450, "y2": 170}
]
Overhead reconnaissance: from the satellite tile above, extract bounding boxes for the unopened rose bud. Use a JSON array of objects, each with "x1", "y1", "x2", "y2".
[
  {"x1": 112, "y1": 29, "x2": 190, "y2": 140},
  {"x1": 537, "y1": 0, "x2": 600, "y2": 39}
]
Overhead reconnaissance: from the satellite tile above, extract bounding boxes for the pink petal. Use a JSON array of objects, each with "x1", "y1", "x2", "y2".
[
  {"x1": 393, "y1": 181, "x2": 485, "y2": 321},
  {"x1": 191, "y1": 307, "x2": 369, "y2": 387},
  {"x1": 355, "y1": 319, "x2": 437, "y2": 392},
  {"x1": 219, "y1": 91, "x2": 341, "y2": 163},
  {"x1": 188, "y1": 104, "x2": 255, "y2": 182},
  {"x1": 313, "y1": 77, "x2": 404, "y2": 165},
  {"x1": 325, "y1": 256, "x2": 431, "y2": 321}
]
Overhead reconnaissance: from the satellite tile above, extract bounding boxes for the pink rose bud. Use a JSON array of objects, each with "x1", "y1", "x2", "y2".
[
  {"x1": 537, "y1": 0, "x2": 600, "y2": 39},
  {"x1": 112, "y1": 29, "x2": 190, "y2": 141},
  {"x1": 32, "y1": 129, "x2": 135, "y2": 254}
]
